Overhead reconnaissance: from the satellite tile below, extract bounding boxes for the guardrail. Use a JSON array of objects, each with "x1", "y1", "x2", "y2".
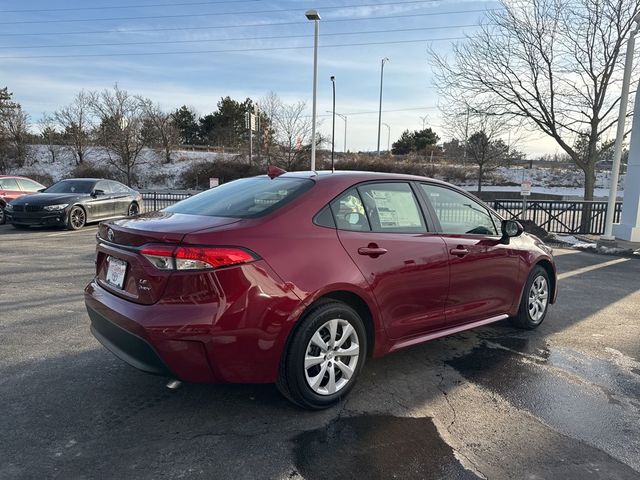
[{"x1": 492, "y1": 199, "x2": 623, "y2": 234}]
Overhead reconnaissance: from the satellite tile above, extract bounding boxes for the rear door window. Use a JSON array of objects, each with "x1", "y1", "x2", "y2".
[
  {"x1": 357, "y1": 182, "x2": 427, "y2": 233},
  {"x1": 329, "y1": 188, "x2": 371, "y2": 231},
  {"x1": 165, "y1": 176, "x2": 314, "y2": 218}
]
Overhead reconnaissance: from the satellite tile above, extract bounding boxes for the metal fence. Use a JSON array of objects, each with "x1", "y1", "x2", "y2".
[
  {"x1": 492, "y1": 199, "x2": 623, "y2": 234},
  {"x1": 140, "y1": 191, "x2": 194, "y2": 213}
]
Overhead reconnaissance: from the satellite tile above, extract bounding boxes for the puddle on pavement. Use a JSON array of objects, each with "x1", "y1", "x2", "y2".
[
  {"x1": 446, "y1": 336, "x2": 640, "y2": 471},
  {"x1": 292, "y1": 415, "x2": 479, "y2": 480}
]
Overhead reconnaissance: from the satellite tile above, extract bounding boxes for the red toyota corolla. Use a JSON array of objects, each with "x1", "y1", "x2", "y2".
[{"x1": 85, "y1": 170, "x2": 557, "y2": 408}]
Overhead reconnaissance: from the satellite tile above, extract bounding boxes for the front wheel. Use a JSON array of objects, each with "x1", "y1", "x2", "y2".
[
  {"x1": 0, "y1": 207, "x2": 5, "y2": 225},
  {"x1": 67, "y1": 206, "x2": 86, "y2": 230},
  {"x1": 510, "y1": 266, "x2": 550, "y2": 329},
  {"x1": 277, "y1": 300, "x2": 367, "y2": 409}
]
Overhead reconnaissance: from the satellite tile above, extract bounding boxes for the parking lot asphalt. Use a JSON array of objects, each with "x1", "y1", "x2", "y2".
[{"x1": 1, "y1": 223, "x2": 639, "y2": 480}]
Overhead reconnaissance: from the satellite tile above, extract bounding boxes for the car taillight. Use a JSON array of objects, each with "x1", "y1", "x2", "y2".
[{"x1": 140, "y1": 244, "x2": 256, "y2": 271}]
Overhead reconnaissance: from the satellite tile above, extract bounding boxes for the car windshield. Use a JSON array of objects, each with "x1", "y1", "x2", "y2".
[
  {"x1": 44, "y1": 180, "x2": 96, "y2": 194},
  {"x1": 165, "y1": 176, "x2": 314, "y2": 218}
]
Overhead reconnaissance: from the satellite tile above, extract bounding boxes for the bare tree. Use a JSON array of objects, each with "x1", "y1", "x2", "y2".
[
  {"x1": 431, "y1": 0, "x2": 640, "y2": 200},
  {"x1": 39, "y1": 114, "x2": 61, "y2": 163},
  {"x1": 3, "y1": 104, "x2": 30, "y2": 167},
  {"x1": 139, "y1": 98, "x2": 180, "y2": 164},
  {"x1": 266, "y1": 95, "x2": 317, "y2": 170},
  {"x1": 90, "y1": 86, "x2": 147, "y2": 186},
  {"x1": 54, "y1": 91, "x2": 92, "y2": 165}
]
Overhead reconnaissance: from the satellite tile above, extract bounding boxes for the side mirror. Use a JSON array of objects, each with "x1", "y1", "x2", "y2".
[
  {"x1": 37, "y1": 188, "x2": 46, "y2": 193},
  {"x1": 92, "y1": 189, "x2": 105, "y2": 197},
  {"x1": 501, "y1": 219, "x2": 524, "y2": 244}
]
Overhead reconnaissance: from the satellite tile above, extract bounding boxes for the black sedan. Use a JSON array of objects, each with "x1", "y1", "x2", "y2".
[{"x1": 5, "y1": 178, "x2": 143, "y2": 230}]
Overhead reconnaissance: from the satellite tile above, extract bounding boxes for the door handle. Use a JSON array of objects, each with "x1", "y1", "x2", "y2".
[
  {"x1": 358, "y1": 245, "x2": 388, "y2": 257},
  {"x1": 449, "y1": 247, "x2": 469, "y2": 257}
]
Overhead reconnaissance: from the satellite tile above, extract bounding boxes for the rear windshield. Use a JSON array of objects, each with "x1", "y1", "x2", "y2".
[
  {"x1": 45, "y1": 180, "x2": 96, "y2": 194},
  {"x1": 164, "y1": 176, "x2": 314, "y2": 218}
]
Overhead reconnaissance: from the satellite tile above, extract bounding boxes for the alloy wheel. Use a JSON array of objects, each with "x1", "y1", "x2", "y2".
[
  {"x1": 70, "y1": 208, "x2": 86, "y2": 229},
  {"x1": 304, "y1": 318, "x2": 360, "y2": 396},
  {"x1": 528, "y1": 275, "x2": 548, "y2": 323}
]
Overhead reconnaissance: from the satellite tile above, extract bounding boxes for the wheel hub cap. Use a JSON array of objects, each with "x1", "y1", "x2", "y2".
[{"x1": 304, "y1": 318, "x2": 360, "y2": 396}]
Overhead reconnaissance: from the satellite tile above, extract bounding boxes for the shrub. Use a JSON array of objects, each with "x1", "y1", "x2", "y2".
[
  {"x1": 178, "y1": 159, "x2": 263, "y2": 189},
  {"x1": 70, "y1": 162, "x2": 121, "y2": 181}
]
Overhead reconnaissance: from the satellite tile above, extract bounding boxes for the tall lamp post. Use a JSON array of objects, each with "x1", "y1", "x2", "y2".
[
  {"x1": 305, "y1": 9, "x2": 321, "y2": 171},
  {"x1": 601, "y1": 12, "x2": 640, "y2": 243},
  {"x1": 326, "y1": 111, "x2": 348, "y2": 152},
  {"x1": 382, "y1": 122, "x2": 391, "y2": 153},
  {"x1": 330, "y1": 75, "x2": 336, "y2": 171},
  {"x1": 377, "y1": 57, "x2": 389, "y2": 155}
]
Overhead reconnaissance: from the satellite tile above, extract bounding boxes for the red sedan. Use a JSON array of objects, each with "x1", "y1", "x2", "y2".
[
  {"x1": 0, "y1": 175, "x2": 46, "y2": 224},
  {"x1": 85, "y1": 170, "x2": 557, "y2": 409}
]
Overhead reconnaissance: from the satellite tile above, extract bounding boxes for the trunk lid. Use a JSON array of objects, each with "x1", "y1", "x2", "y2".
[{"x1": 95, "y1": 212, "x2": 240, "y2": 304}]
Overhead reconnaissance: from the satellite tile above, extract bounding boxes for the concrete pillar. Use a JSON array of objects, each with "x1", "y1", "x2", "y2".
[{"x1": 614, "y1": 85, "x2": 640, "y2": 242}]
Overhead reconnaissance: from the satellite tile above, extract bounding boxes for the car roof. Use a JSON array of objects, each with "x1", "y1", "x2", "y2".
[
  {"x1": 0, "y1": 175, "x2": 42, "y2": 181},
  {"x1": 278, "y1": 170, "x2": 451, "y2": 186}
]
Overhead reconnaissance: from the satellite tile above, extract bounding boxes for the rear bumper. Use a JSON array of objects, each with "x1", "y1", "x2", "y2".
[
  {"x1": 85, "y1": 281, "x2": 219, "y2": 383},
  {"x1": 87, "y1": 305, "x2": 173, "y2": 377}
]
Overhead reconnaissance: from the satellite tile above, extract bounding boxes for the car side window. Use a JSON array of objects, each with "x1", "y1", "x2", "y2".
[
  {"x1": 330, "y1": 188, "x2": 371, "y2": 232},
  {"x1": 0, "y1": 178, "x2": 19, "y2": 190},
  {"x1": 17, "y1": 179, "x2": 43, "y2": 192},
  {"x1": 109, "y1": 181, "x2": 129, "y2": 193},
  {"x1": 357, "y1": 182, "x2": 427, "y2": 233},
  {"x1": 421, "y1": 184, "x2": 499, "y2": 236},
  {"x1": 95, "y1": 181, "x2": 112, "y2": 194}
]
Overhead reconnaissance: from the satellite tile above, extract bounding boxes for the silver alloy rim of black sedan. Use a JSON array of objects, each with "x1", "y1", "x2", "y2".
[
  {"x1": 70, "y1": 208, "x2": 85, "y2": 229},
  {"x1": 528, "y1": 275, "x2": 548, "y2": 323},
  {"x1": 304, "y1": 318, "x2": 360, "y2": 396}
]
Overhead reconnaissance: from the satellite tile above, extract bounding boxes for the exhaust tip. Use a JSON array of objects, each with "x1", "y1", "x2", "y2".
[{"x1": 166, "y1": 379, "x2": 182, "y2": 390}]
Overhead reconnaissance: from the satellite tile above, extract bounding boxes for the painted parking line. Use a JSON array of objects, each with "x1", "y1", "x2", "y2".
[
  {"x1": 46, "y1": 228, "x2": 98, "y2": 238},
  {"x1": 558, "y1": 257, "x2": 630, "y2": 280}
]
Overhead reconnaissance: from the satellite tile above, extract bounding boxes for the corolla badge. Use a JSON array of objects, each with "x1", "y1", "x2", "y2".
[{"x1": 107, "y1": 228, "x2": 115, "y2": 242}]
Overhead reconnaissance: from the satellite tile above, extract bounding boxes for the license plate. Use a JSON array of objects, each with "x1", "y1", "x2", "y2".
[{"x1": 106, "y1": 256, "x2": 127, "y2": 289}]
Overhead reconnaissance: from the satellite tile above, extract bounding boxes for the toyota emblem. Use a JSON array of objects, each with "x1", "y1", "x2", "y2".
[{"x1": 107, "y1": 228, "x2": 115, "y2": 242}]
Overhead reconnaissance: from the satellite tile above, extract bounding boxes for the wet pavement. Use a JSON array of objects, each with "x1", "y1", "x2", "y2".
[{"x1": 1, "y1": 224, "x2": 639, "y2": 479}]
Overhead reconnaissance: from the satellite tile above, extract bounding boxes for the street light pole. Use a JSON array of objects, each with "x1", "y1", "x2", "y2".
[
  {"x1": 601, "y1": 12, "x2": 640, "y2": 242},
  {"x1": 377, "y1": 57, "x2": 389, "y2": 155},
  {"x1": 382, "y1": 122, "x2": 390, "y2": 153},
  {"x1": 330, "y1": 75, "x2": 336, "y2": 172},
  {"x1": 306, "y1": 9, "x2": 321, "y2": 171},
  {"x1": 328, "y1": 111, "x2": 348, "y2": 152}
]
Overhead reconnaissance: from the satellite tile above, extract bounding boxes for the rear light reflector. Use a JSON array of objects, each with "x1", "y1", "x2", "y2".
[{"x1": 140, "y1": 244, "x2": 256, "y2": 271}]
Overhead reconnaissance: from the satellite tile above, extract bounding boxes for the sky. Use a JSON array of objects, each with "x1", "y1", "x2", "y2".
[{"x1": 0, "y1": 0, "x2": 559, "y2": 155}]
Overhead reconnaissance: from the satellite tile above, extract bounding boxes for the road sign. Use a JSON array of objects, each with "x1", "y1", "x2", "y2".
[
  {"x1": 209, "y1": 177, "x2": 219, "y2": 189},
  {"x1": 521, "y1": 180, "x2": 532, "y2": 196}
]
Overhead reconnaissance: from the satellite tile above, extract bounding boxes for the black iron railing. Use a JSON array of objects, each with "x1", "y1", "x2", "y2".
[
  {"x1": 140, "y1": 191, "x2": 195, "y2": 213},
  {"x1": 492, "y1": 199, "x2": 623, "y2": 234}
]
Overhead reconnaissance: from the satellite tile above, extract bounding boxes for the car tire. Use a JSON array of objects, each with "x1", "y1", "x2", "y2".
[
  {"x1": 0, "y1": 206, "x2": 5, "y2": 225},
  {"x1": 12, "y1": 224, "x2": 29, "y2": 230},
  {"x1": 67, "y1": 206, "x2": 86, "y2": 230},
  {"x1": 510, "y1": 266, "x2": 550, "y2": 330},
  {"x1": 127, "y1": 202, "x2": 139, "y2": 217},
  {"x1": 277, "y1": 300, "x2": 367, "y2": 409}
]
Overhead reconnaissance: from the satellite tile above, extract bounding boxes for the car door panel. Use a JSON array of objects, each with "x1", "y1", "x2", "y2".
[
  {"x1": 419, "y1": 183, "x2": 520, "y2": 325},
  {"x1": 331, "y1": 183, "x2": 450, "y2": 340},
  {"x1": 88, "y1": 181, "x2": 114, "y2": 220}
]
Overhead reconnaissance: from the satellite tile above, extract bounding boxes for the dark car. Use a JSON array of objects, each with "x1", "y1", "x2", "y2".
[
  {"x1": 0, "y1": 175, "x2": 46, "y2": 225},
  {"x1": 6, "y1": 178, "x2": 143, "y2": 230},
  {"x1": 84, "y1": 170, "x2": 557, "y2": 409}
]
